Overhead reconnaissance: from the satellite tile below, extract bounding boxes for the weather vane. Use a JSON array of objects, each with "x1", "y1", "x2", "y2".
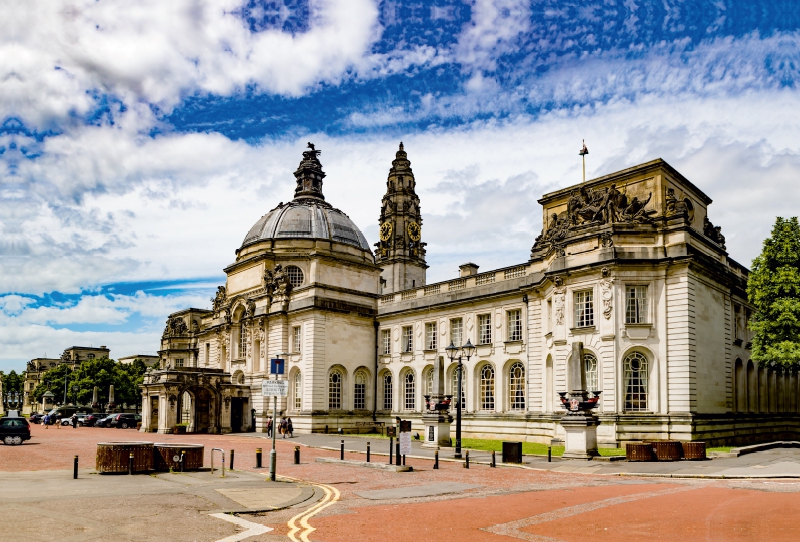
[{"x1": 579, "y1": 139, "x2": 589, "y2": 183}]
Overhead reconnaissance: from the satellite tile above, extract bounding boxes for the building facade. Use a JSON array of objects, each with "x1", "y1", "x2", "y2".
[{"x1": 146, "y1": 145, "x2": 799, "y2": 445}]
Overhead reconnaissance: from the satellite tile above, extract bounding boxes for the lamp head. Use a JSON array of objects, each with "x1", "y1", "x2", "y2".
[
  {"x1": 462, "y1": 339, "x2": 476, "y2": 359},
  {"x1": 445, "y1": 341, "x2": 459, "y2": 361}
]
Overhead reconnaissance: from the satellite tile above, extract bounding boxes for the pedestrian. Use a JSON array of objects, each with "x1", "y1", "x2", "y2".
[
  {"x1": 43, "y1": 414, "x2": 49, "y2": 429},
  {"x1": 266, "y1": 417, "x2": 272, "y2": 438},
  {"x1": 57, "y1": 416, "x2": 61, "y2": 429},
  {"x1": 280, "y1": 417, "x2": 287, "y2": 438},
  {"x1": 71, "y1": 413, "x2": 77, "y2": 429},
  {"x1": 287, "y1": 417, "x2": 293, "y2": 438}
]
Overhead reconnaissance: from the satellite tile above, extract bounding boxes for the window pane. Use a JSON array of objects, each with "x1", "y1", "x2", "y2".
[
  {"x1": 404, "y1": 373, "x2": 415, "y2": 410},
  {"x1": 507, "y1": 309, "x2": 522, "y2": 341},
  {"x1": 450, "y1": 318, "x2": 463, "y2": 347},
  {"x1": 509, "y1": 362, "x2": 525, "y2": 410},
  {"x1": 294, "y1": 373, "x2": 302, "y2": 410},
  {"x1": 624, "y1": 352, "x2": 649, "y2": 411},
  {"x1": 383, "y1": 374, "x2": 393, "y2": 410},
  {"x1": 354, "y1": 372, "x2": 366, "y2": 410},
  {"x1": 574, "y1": 290, "x2": 594, "y2": 327},
  {"x1": 293, "y1": 326, "x2": 301, "y2": 353},
  {"x1": 584, "y1": 353, "x2": 598, "y2": 391},
  {"x1": 329, "y1": 370, "x2": 342, "y2": 410},
  {"x1": 381, "y1": 329, "x2": 391, "y2": 355},
  {"x1": 452, "y1": 367, "x2": 466, "y2": 410},
  {"x1": 425, "y1": 322, "x2": 437, "y2": 350},
  {"x1": 239, "y1": 326, "x2": 247, "y2": 357},
  {"x1": 480, "y1": 365, "x2": 495, "y2": 411},
  {"x1": 625, "y1": 285, "x2": 648, "y2": 324},
  {"x1": 402, "y1": 326, "x2": 413, "y2": 352},
  {"x1": 479, "y1": 314, "x2": 492, "y2": 344}
]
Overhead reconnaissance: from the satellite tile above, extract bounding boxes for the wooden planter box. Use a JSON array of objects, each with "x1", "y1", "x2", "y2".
[
  {"x1": 154, "y1": 443, "x2": 204, "y2": 471},
  {"x1": 682, "y1": 441, "x2": 707, "y2": 460},
  {"x1": 626, "y1": 442, "x2": 654, "y2": 462},
  {"x1": 652, "y1": 441, "x2": 682, "y2": 461}
]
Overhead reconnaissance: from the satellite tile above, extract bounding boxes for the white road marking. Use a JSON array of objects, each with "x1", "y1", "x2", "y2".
[{"x1": 211, "y1": 513, "x2": 273, "y2": 541}]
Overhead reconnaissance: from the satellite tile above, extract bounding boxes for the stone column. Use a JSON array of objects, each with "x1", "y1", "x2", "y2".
[{"x1": 422, "y1": 356, "x2": 453, "y2": 448}]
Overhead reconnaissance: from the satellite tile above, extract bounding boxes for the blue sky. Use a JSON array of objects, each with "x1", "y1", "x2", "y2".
[{"x1": 1, "y1": 0, "x2": 799, "y2": 372}]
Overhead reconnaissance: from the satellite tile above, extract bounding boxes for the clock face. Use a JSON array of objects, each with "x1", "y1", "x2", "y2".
[
  {"x1": 379, "y1": 222, "x2": 393, "y2": 241},
  {"x1": 407, "y1": 222, "x2": 421, "y2": 242}
]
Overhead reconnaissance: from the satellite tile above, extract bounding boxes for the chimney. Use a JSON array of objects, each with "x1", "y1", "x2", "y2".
[
  {"x1": 459, "y1": 263, "x2": 479, "y2": 277},
  {"x1": 100, "y1": 346, "x2": 107, "y2": 349}
]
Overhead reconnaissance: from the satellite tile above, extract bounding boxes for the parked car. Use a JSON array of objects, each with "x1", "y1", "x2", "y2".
[
  {"x1": 110, "y1": 413, "x2": 140, "y2": 429},
  {"x1": 80, "y1": 414, "x2": 101, "y2": 427},
  {"x1": 0, "y1": 416, "x2": 31, "y2": 445},
  {"x1": 95, "y1": 415, "x2": 114, "y2": 428},
  {"x1": 29, "y1": 414, "x2": 44, "y2": 424}
]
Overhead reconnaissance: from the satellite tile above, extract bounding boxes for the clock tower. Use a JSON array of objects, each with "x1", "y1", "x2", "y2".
[{"x1": 375, "y1": 143, "x2": 428, "y2": 294}]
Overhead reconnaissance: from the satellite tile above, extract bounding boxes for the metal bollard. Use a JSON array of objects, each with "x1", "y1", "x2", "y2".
[
  {"x1": 434, "y1": 449, "x2": 439, "y2": 470},
  {"x1": 128, "y1": 453, "x2": 134, "y2": 475},
  {"x1": 73, "y1": 455, "x2": 78, "y2": 479},
  {"x1": 547, "y1": 446, "x2": 552, "y2": 463},
  {"x1": 464, "y1": 450, "x2": 469, "y2": 469},
  {"x1": 229, "y1": 449, "x2": 235, "y2": 471},
  {"x1": 366, "y1": 442, "x2": 371, "y2": 463},
  {"x1": 325, "y1": 425, "x2": 328, "y2": 434},
  {"x1": 395, "y1": 440, "x2": 401, "y2": 466},
  {"x1": 340, "y1": 440, "x2": 345, "y2": 461},
  {"x1": 256, "y1": 448, "x2": 263, "y2": 469},
  {"x1": 389, "y1": 437, "x2": 393, "y2": 464},
  {"x1": 402, "y1": 454, "x2": 406, "y2": 466},
  {"x1": 211, "y1": 448, "x2": 225, "y2": 477},
  {"x1": 491, "y1": 450, "x2": 496, "y2": 468},
  {"x1": 180, "y1": 450, "x2": 185, "y2": 473},
  {"x1": 294, "y1": 446, "x2": 300, "y2": 465}
]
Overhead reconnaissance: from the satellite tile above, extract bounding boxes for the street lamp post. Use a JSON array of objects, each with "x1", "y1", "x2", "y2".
[{"x1": 445, "y1": 339, "x2": 475, "y2": 460}]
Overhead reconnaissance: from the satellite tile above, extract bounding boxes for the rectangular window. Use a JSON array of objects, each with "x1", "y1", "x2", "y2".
[
  {"x1": 450, "y1": 318, "x2": 463, "y2": 348},
  {"x1": 381, "y1": 329, "x2": 391, "y2": 355},
  {"x1": 574, "y1": 290, "x2": 594, "y2": 328},
  {"x1": 205, "y1": 343, "x2": 210, "y2": 367},
  {"x1": 175, "y1": 358, "x2": 184, "y2": 368},
  {"x1": 625, "y1": 286, "x2": 648, "y2": 324},
  {"x1": 402, "y1": 326, "x2": 413, "y2": 353},
  {"x1": 239, "y1": 326, "x2": 247, "y2": 358},
  {"x1": 383, "y1": 374, "x2": 393, "y2": 410},
  {"x1": 507, "y1": 309, "x2": 522, "y2": 342},
  {"x1": 292, "y1": 325, "x2": 302, "y2": 353},
  {"x1": 547, "y1": 299, "x2": 552, "y2": 332},
  {"x1": 425, "y1": 322, "x2": 437, "y2": 350},
  {"x1": 478, "y1": 314, "x2": 492, "y2": 344}
]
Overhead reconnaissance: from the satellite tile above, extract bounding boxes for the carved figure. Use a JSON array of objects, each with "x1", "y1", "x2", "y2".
[
  {"x1": 163, "y1": 316, "x2": 188, "y2": 337},
  {"x1": 211, "y1": 286, "x2": 227, "y2": 316},
  {"x1": 553, "y1": 288, "x2": 565, "y2": 326},
  {"x1": 599, "y1": 269, "x2": 614, "y2": 319},
  {"x1": 246, "y1": 299, "x2": 256, "y2": 317},
  {"x1": 620, "y1": 192, "x2": 655, "y2": 223},
  {"x1": 702, "y1": 216, "x2": 726, "y2": 247},
  {"x1": 265, "y1": 264, "x2": 293, "y2": 304}
]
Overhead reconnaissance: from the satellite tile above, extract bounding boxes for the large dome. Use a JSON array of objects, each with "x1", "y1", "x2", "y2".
[
  {"x1": 240, "y1": 143, "x2": 371, "y2": 253},
  {"x1": 241, "y1": 200, "x2": 371, "y2": 251}
]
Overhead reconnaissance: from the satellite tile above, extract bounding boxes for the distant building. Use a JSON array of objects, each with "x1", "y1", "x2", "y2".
[
  {"x1": 22, "y1": 346, "x2": 110, "y2": 414},
  {"x1": 118, "y1": 354, "x2": 160, "y2": 368}
]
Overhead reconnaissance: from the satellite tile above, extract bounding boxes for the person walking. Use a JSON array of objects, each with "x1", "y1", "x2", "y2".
[
  {"x1": 71, "y1": 413, "x2": 78, "y2": 429},
  {"x1": 280, "y1": 417, "x2": 288, "y2": 438},
  {"x1": 266, "y1": 417, "x2": 273, "y2": 438},
  {"x1": 287, "y1": 417, "x2": 294, "y2": 438},
  {"x1": 43, "y1": 414, "x2": 50, "y2": 429}
]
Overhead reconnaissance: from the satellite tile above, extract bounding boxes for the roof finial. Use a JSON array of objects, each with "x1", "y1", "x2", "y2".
[
  {"x1": 399, "y1": 141, "x2": 404, "y2": 151},
  {"x1": 579, "y1": 139, "x2": 589, "y2": 183}
]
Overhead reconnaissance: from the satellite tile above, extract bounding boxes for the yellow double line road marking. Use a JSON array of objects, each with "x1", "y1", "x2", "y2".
[{"x1": 282, "y1": 476, "x2": 341, "y2": 542}]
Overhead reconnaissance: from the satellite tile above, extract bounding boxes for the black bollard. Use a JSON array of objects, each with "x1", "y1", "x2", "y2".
[
  {"x1": 464, "y1": 450, "x2": 469, "y2": 469},
  {"x1": 547, "y1": 446, "x2": 552, "y2": 463},
  {"x1": 294, "y1": 446, "x2": 300, "y2": 465},
  {"x1": 256, "y1": 447, "x2": 263, "y2": 469},
  {"x1": 366, "y1": 442, "x2": 371, "y2": 463},
  {"x1": 180, "y1": 451, "x2": 185, "y2": 473},
  {"x1": 73, "y1": 455, "x2": 78, "y2": 479},
  {"x1": 340, "y1": 440, "x2": 344, "y2": 461},
  {"x1": 128, "y1": 453, "x2": 134, "y2": 475},
  {"x1": 402, "y1": 454, "x2": 406, "y2": 466},
  {"x1": 229, "y1": 449, "x2": 234, "y2": 471},
  {"x1": 491, "y1": 450, "x2": 496, "y2": 468},
  {"x1": 325, "y1": 425, "x2": 328, "y2": 434},
  {"x1": 434, "y1": 449, "x2": 439, "y2": 470},
  {"x1": 389, "y1": 437, "x2": 393, "y2": 464},
  {"x1": 395, "y1": 440, "x2": 401, "y2": 466}
]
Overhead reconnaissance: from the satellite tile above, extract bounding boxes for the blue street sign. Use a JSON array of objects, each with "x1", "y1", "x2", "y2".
[{"x1": 270, "y1": 358, "x2": 285, "y2": 375}]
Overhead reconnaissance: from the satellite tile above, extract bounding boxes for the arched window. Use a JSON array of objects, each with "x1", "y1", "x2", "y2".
[
  {"x1": 180, "y1": 391, "x2": 191, "y2": 424},
  {"x1": 425, "y1": 368, "x2": 434, "y2": 396},
  {"x1": 294, "y1": 372, "x2": 302, "y2": 410},
  {"x1": 286, "y1": 266, "x2": 304, "y2": 287},
  {"x1": 383, "y1": 373, "x2": 393, "y2": 410},
  {"x1": 509, "y1": 362, "x2": 525, "y2": 410},
  {"x1": 239, "y1": 325, "x2": 247, "y2": 358},
  {"x1": 354, "y1": 370, "x2": 367, "y2": 410},
  {"x1": 480, "y1": 364, "x2": 495, "y2": 411},
  {"x1": 404, "y1": 372, "x2": 415, "y2": 411},
  {"x1": 623, "y1": 352, "x2": 649, "y2": 412},
  {"x1": 452, "y1": 366, "x2": 466, "y2": 410},
  {"x1": 584, "y1": 352, "x2": 599, "y2": 392},
  {"x1": 329, "y1": 369, "x2": 342, "y2": 410}
]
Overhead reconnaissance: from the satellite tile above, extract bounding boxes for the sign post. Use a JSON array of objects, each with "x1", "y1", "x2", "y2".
[{"x1": 264, "y1": 357, "x2": 287, "y2": 482}]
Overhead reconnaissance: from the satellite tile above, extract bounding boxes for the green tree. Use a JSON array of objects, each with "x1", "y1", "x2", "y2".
[
  {"x1": 747, "y1": 216, "x2": 800, "y2": 367},
  {"x1": 31, "y1": 364, "x2": 77, "y2": 404},
  {"x1": 1, "y1": 370, "x2": 24, "y2": 394}
]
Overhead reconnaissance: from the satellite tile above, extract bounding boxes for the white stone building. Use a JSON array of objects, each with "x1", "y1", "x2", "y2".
[{"x1": 142, "y1": 144, "x2": 797, "y2": 445}]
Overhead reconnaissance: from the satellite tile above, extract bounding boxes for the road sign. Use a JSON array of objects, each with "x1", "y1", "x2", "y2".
[
  {"x1": 399, "y1": 431, "x2": 411, "y2": 455},
  {"x1": 262, "y1": 380, "x2": 289, "y2": 397},
  {"x1": 386, "y1": 426, "x2": 396, "y2": 437},
  {"x1": 270, "y1": 358, "x2": 285, "y2": 375},
  {"x1": 399, "y1": 420, "x2": 411, "y2": 432}
]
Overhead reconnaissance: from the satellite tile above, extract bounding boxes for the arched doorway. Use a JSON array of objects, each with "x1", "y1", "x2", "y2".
[{"x1": 192, "y1": 387, "x2": 213, "y2": 433}]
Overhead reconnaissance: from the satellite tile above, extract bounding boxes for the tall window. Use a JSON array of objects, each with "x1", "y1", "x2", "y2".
[
  {"x1": 507, "y1": 309, "x2": 522, "y2": 341},
  {"x1": 509, "y1": 362, "x2": 525, "y2": 410},
  {"x1": 286, "y1": 265, "x2": 304, "y2": 287},
  {"x1": 402, "y1": 326, "x2": 413, "y2": 352},
  {"x1": 294, "y1": 372, "x2": 302, "y2": 410},
  {"x1": 328, "y1": 369, "x2": 342, "y2": 410},
  {"x1": 623, "y1": 352, "x2": 649, "y2": 412},
  {"x1": 625, "y1": 285, "x2": 648, "y2": 324},
  {"x1": 480, "y1": 364, "x2": 495, "y2": 411},
  {"x1": 574, "y1": 290, "x2": 594, "y2": 327},
  {"x1": 383, "y1": 373, "x2": 393, "y2": 410},
  {"x1": 450, "y1": 318, "x2": 463, "y2": 347},
  {"x1": 479, "y1": 314, "x2": 492, "y2": 344},
  {"x1": 381, "y1": 329, "x2": 391, "y2": 354},
  {"x1": 452, "y1": 368, "x2": 466, "y2": 410},
  {"x1": 292, "y1": 326, "x2": 302, "y2": 353},
  {"x1": 584, "y1": 352, "x2": 599, "y2": 392},
  {"x1": 404, "y1": 372, "x2": 415, "y2": 410},
  {"x1": 354, "y1": 371, "x2": 367, "y2": 410},
  {"x1": 425, "y1": 322, "x2": 437, "y2": 350},
  {"x1": 425, "y1": 368, "x2": 434, "y2": 395},
  {"x1": 239, "y1": 325, "x2": 247, "y2": 358}
]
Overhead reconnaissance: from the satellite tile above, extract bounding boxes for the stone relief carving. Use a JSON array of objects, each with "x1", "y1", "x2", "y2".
[
  {"x1": 245, "y1": 299, "x2": 256, "y2": 317},
  {"x1": 264, "y1": 264, "x2": 293, "y2": 303},
  {"x1": 599, "y1": 267, "x2": 614, "y2": 320},
  {"x1": 600, "y1": 231, "x2": 614, "y2": 247},
  {"x1": 703, "y1": 216, "x2": 726, "y2": 249},
  {"x1": 212, "y1": 286, "x2": 227, "y2": 315},
  {"x1": 258, "y1": 320, "x2": 266, "y2": 360},
  {"x1": 553, "y1": 287, "x2": 565, "y2": 326},
  {"x1": 163, "y1": 316, "x2": 188, "y2": 337}
]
